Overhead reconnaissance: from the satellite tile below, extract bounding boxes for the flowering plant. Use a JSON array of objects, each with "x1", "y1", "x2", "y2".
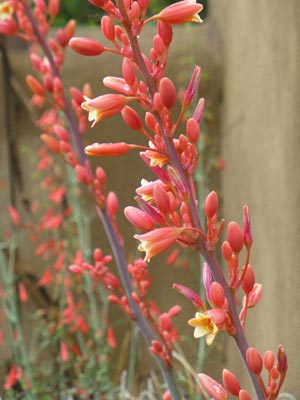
[{"x1": 0, "y1": 0, "x2": 287, "y2": 399}]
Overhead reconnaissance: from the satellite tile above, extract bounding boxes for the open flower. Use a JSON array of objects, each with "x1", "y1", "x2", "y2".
[
  {"x1": 134, "y1": 227, "x2": 185, "y2": 261},
  {"x1": 81, "y1": 94, "x2": 133, "y2": 127},
  {"x1": 188, "y1": 312, "x2": 218, "y2": 345}
]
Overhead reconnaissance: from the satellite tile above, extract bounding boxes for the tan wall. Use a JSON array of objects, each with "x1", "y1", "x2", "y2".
[{"x1": 210, "y1": 1, "x2": 300, "y2": 396}]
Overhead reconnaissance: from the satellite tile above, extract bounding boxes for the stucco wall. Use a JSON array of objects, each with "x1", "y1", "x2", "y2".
[{"x1": 210, "y1": 1, "x2": 300, "y2": 396}]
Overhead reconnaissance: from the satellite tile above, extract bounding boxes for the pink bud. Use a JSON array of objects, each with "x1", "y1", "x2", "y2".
[
  {"x1": 69, "y1": 37, "x2": 105, "y2": 56},
  {"x1": 277, "y1": 345, "x2": 288, "y2": 373},
  {"x1": 221, "y1": 241, "x2": 232, "y2": 262},
  {"x1": 247, "y1": 283, "x2": 262, "y2": 307},
  {"x1": 243, "y1": 205, "x2": 253, "y2": 249},
  {"x1": 85, "y1": 142, "x2": 135, "y2": 157},
  {"x1": 8, "y1": 206, "x2": 21, "y2": 226},
  {"x1": 18, "y1": 283, "x2": 28, "y2": 303},
  {"x1": 70, "y1": 87, "x2": 84, "y2": 105},
  {"x1": 26, "y1": 75, "x2": 44, "y2": 96},
  {"x1": 204, "y1": 191, "x2": 218, "y2": 219},
  {"x1": 158, "y1": 21, "x2": 173, "y2": 46},
  {"x1": 48, "y1": 0, "x2": 60, "y2": 17},
  {"x1": 198, "y1": 374, "x2": 228, "y2": 400},
  {"x1": 153, "y1": 183, "x2": 170, "y2": 214},
  {"x1": 106, "y1": 191, "x2": 118, "y2": 216},
  {"x1": 40, "y1": 134, "x2": 61, "y2": 154},
  {"x1": 122, "y1": 57, "x2": 136, "y2": 85},
  {"x1": 193, "y1": 97, "x2": 205, "y2": 123},
  {"x1": 159, "y1": 77, "x2": 176, "y2": 109},
  {"x1": 227, "y1": 221, "x2": 244, "y2": 254},
  {"x1": 238, "y1": 390, "x2": 252, "y2": 400},
  {"x1": 186, "y1": 117, "x2": 200, "y2": 143},
  {"x1": 60, "y1": 342, "x2": 69, "y2": 363},
  {"x1": 183, "y1": 65, "x2": 202, "y2": 106},
  {"x1": 241, "y1": 264, "x2": 255, "y2": 294},
  {"x1": 173, "y1": 283, "x2": 205, "y2": 310},
  {"x1": 153, "y1": 34, "x2": 165, "y2": 55},
  {"x1": 101, "y1": 15, "x2": 115, "y2": 41},
  {"x1": 222, "y1": 369, "x2": 240, "y2": 396},
  {"x1": 263, "y1": 350, "x2": 275, "y2": 371},
  {"x1": 124, "y1": 206, "x2": 155, "y2": 232},
  {"x1": 121, "y1": 106, "x2": 142, "y2": 130},
  {"x1": 145, "y1": 112, "x2": 157, "y2": 132},
  {"x1": 209, "y1": 282, "x2": 225, "y2": 308},
  {"x1": 246, "y1": 347, "x2": 263, "y2": 375}
]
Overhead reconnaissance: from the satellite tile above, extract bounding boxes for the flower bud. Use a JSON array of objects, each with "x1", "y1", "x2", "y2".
[
  {"x1": 183, "y1": 65, "x2": 201, "y2": 106},
  {"x1": 222, "y1": 369, "x2": 240, "y2": 396},
  {"x1": 277, "y1": 345, "x2": 288, "y2": 373},
  {"x1": 153, "y1": 1, "x2": 203, "y2": 25},
  {"x1": 247, "y1": 283, "x2": 262, "y2": 307},
  {"x1": 157, "y1": 21, "x2": 173, "y2": 46},
  {"x1": 124, "y1": 206, "x2": 155, "y2": 232},
  {"x1": 263, "y1": 350, "x2": 275, "y2": 371},
  {"x1": 106, "y1": 191, "x2": 118, "y2": 216},
  {"x1": 153, "y1": 183, "x2": 170, "y2": 214},
  {"x1": 243, "y1": 205, "x2": 253, "y2": 249},
  {"x1": 122, "y1": 57, "x2": 136, "y2": 85},
  {"x1": 222, "y1": 241, "x2": 232, "y2": 262},
  {"x1": 121, "y1": 106, "x2": 142, "y2": 130},
  {"x1": 193, "y1": 97, "x2": 205, "y2": 123},
  {"x1": 69, "y1": 37, "x2": 105, "y2": 56},
  {"x1": 40, "y1": 134, "x2": 60, "y2": 154},
  {"x1": 198, "y1": 374, "x2": 228, "y2": 400},
  {"x1": 242, "y1": 264, "x2": 255, "y2": 294},
  {"x1": 85, "y1": 142, "x2": 135, "y2": 157},
  {"x1": 173, "y1": 283, "x2": 205, "y2": 310},
  {"x1": 101, "y1": 15, "x2": 115, "y2": 41},
  {"x1": 159, "y1": 77, "x2": 176, "y2": 109},
  {"x1": 209, "y1": 282, "x2": 225, "y2": 308},
  {"x1": 153, "y1": 34, "x2": 165, "y2": 55},
  {"x1": 26, "y1": 75, "x2": 44, "y2": 96},
  {"x1": 48, "y1": 0, "x2": 60, "y2": 17},
  {"x1": 238, "y1": 390, "x2": 252, "y2": 400},
  {"x1": 227, "y1": 221, "x2": 244, "y2": 254},
  {"x1": 204, "y1": 191, "x2": 218, "y2": 219},
  {"x1": 246, "y1": 347, "x2": 263, "y2": 375},
  {"x1": 186, "y1": 117, "x2": 200, "y2": 143}
]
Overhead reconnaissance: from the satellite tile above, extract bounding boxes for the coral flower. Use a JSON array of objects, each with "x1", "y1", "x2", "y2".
[
  {"x1": 81, "y1": 94, "x2": 132, "y2": 127},
  {"x1": 149, "y1": 0, "x2": 203, "y2": 25},
  {"x1": 134, "y1": 227, "x2": 185, "y2": 261},
  {"x1": 188, "y1": 312, "x2": 218, "y2": 345}
]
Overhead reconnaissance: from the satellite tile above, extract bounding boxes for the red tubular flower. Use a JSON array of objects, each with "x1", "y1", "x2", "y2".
[
  {"x1": 85, "y1": 142, "x2": 136, "y2": 157},
  {"x1": 150, "y1": 0, "x2": 203, "y2": 25},
  {"x1": 134, "y1": 227, "x2": 185, "y2": 261},
  {"x1": 69, "y1": 37, "x2": 105, "y2": 56},
  {"x1": 82, "y1": 94, "x2": 132, "y2": 127},
  {"x1": 26, "y1": 75, "x2": 45, "y2": 96}
]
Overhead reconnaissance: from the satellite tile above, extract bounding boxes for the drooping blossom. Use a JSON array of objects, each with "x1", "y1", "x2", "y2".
[
  {"x1": 148, "y1": 0, "x2": 203, "y2": 25},
  {"x1": 134, "y1": 227, "x2": 185, "y2": 261}
]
